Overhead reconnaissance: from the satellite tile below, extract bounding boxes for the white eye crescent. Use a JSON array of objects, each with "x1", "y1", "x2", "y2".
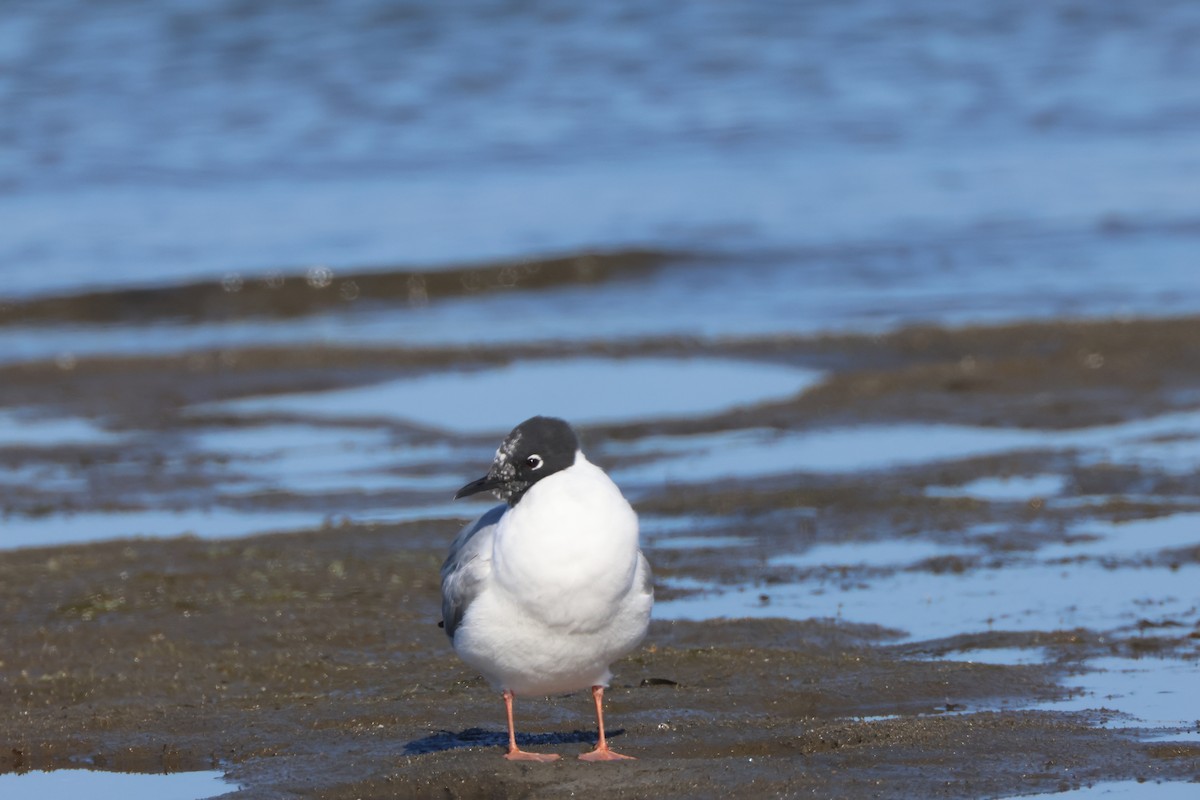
[{"x1": 526, "y1": 454, "x2": 543, "y2": 470}]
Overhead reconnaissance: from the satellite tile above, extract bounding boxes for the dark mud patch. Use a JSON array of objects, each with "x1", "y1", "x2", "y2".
[
  {"x1": 0, "y1": 249, "x2": 681, "y2": 326},
  {"x1": 0, "y1": 526, "x2": 1194, "y2": 799}
]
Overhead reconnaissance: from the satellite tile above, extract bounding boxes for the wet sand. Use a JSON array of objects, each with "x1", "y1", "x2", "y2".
[
  {"x1": 4, "y1": 528, "x2": 1197, "y2": 799},
  {"x1": 3, "y1": 314, "x2": 1200, "y2": 798}
]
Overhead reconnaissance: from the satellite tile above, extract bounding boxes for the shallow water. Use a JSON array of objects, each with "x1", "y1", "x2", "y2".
[
  {"x1": 658, "y1": 502, "x2": 1200, "y2": 735},
  {"x1": 1013, "y1": 780, "x2": 1200, "y2": 799},
  {"x1": 926, "y1": 474, "x2": 1068, "y2": 502},
  {"x1": 0, "y1": 769, "x2": 232, "y2": 800},
  {"x1": 772, "y1": 539, "x2": 971, "y2": 570},
  {"x1": 0, "y1": 503, "x2": 473, "y2": 551},
  {"x1": 4, "y1": 1, "x2": 1200, "y2": 353},
  {"x1": 0, "y1": 462, "x2": 88, "y2": 493},
  {"x1": 650, "y1": 535, "x2": 753, "y2": 551},
  {"x1": 613, "y1": 424, "x2": 1045, "y2": 481},
  {"x1": 656, "y1": 512, "x2": 1200, "y2": 642},
  {"x1": 192, "y1": 424, "x2": 467, "y2": 495},
  {"x1": 208, "y1": 358, "x2": 823, "y2": 433},
  {"x1": 1040, "y1": 514, "x2": 1200, "y2": 561},
  {"x1": 0, "y1": 410, "x2": 123, "y2": 447},
  {"x1": 614, "y1": 409, "x2": 1200, "y2": 484},
  {"x1": 0, "y1": 507, "x2": 331, "y2": 550},
  {"x1": 921, "y1": 646, "x2": 1051, "y2": 667},
  {"x1": 659, "y1": 558, "x2": 1200, "y2": 642},
  {"x1": 1038, "y1": 655, "x2": 1200, "y2": 729}
]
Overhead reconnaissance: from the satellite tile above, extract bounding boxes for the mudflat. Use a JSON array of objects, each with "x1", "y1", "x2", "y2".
[{"x1": 3, "y1": 314, "x2": 1200, "y2": 798}]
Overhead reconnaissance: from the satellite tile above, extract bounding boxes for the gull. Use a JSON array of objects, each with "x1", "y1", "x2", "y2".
[{"x1": 440, "y1": 416, "x2": 653, "y2": 761}]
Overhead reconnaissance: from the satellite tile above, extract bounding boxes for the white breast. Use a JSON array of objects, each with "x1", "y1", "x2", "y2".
[
  {"x1": 450, "y1": 451, "x2": 652, "y2": 695},
  {"x1": 491, "y1": 453, "x2": 640, "y2": 633}
]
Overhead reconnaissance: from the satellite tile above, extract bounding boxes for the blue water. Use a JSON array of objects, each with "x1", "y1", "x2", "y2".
[
  {"x1": 926, "y1": 474, "x2": 1068, "y2": 502},
  {"x1": 3, "y1": 0, "x2": 1200, "y2": 345},
  {"x1": 0, "y1": 769, "x2": 232, "y2": 800},
  {"x1": 208, "y1": 358, "x2": 823, "y2": 433},
  {"x1": 611, "y1": 410, "x2": 1200, "y2": 484},
  {"x1": 1038, "y1": 655, "x2": 1200, "y2": 730},
  {"x1": 1015, "y1": 779, "x2": 1200, "y2": 799},
  {"x1": 0, "y1": 409, "x2": 125, "y2": 447},
  {"x1": 660, "y1": 536, "x2": 1200, "y2": 645}
]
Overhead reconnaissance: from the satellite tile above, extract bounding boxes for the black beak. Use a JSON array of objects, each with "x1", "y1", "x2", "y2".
[{"x1": 454, "y1": 474, "x2": 500, "y2": 499}]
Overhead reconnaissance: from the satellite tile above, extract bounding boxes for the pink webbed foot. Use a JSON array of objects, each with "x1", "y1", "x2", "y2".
[
  {"x1": 505, "y1": 748, "x2": 561, "y2": 763},
  {"x1": 578, "y1": 745, "x2": 636, "y2": 762}
]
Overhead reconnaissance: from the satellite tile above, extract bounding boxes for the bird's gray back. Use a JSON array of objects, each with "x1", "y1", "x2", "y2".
[{"x1": 440, "y1": 504, "x2": 506, "y2": 639}]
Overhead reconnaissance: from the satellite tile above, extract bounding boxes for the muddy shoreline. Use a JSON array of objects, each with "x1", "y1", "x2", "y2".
[
  {"x1": 2, "y1": 527, "x2": 1196, "y2": 798},
  {"x1": 3, "y1": 315, "x2": 1200, "y2": 797}
]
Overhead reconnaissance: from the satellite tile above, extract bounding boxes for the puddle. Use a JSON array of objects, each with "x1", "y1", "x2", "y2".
[
  {"x1": 1040, "y1": 513, "x2": 1200, "y2": 561},
  {"x1": 213, "y1": 455, "x2": 456, "y2": 494},
  {"x1": 1088, "y1": 411, "x2": 1200, "y2": 475},
  {"x1": 613, "y1": 409, "x2": 1200, "y2": 484},
  {"x1": 0, "y1": 462, "x2": 88, "y2": 492},
  {"x1": 0, "y1": 411, "x2": 123, "y2": 448},
  {"x1": 659, "y1": 510, "x2": 1200, "y2": 669},
  {"x1": 614, "y1": 425, "x2": 1053, "y2": 483},
  {"x1": 0, "y1": 421, "x2": 483, "y2": 550},
  {"x1": 1139, "y1": 729, "x2": 1200, "y2": 742},
  {"x1": 193, "y1": 425, "x2": 467, "y2": 496},
  {"x1": 207, "y1": 358, "x2": 823, "y2": 433},
  {"x1": 658, "y1": 559, "x2": 1200, "y2": 642},
  {"x1": 641, "y1": 515, "x2": 754, "y2": 548},
  {"x1": 926, "y1": 474, "x2": 1067, "y2": 502},
  {"x1": 1012, "y1": 780, "x2": 1200, "y2": 799},
  {"x1": 0, "y1": 503, "x2": 473, "y2": 551},
  {"x1": 1037, "y1": 656, "x2": 1200, "y2": 729},
  {"x1": 928, "y1": 646, "x2": 1051, "y2": 666},
  {"x1": 775, "y1": 538, "x2": 973, "y2": 570},
  {"x1": 218, "y1": 469, "x2": 456, "y2": 495},
  {"x1": 346, "y1": 503, "x2": 474, "y2": 527},
  {"x1": 0, "y1": 508, "x2": 331, "y2": 550},
  {"x1": 649, "y1": 535, "x2": 753, "y2": 551},
  {"x1": 189, "y1": 423, "x2": 396, "y2": 455},
  {"x1": 0, "y1": 769, "x2": 232, "y2": 800},
  {"x1": 638, "y1": 514, "x2": 740, "y2": 535}
]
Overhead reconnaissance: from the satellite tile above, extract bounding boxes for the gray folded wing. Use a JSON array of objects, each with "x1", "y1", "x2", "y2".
[
  {"x1": 440, "y1": 504, "x2": 506, "y2": 640},
  {"x1": 636, "y1": 550, "x2": 654, "y2": 601}
]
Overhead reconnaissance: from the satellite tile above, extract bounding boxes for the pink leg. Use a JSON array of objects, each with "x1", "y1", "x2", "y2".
[
  {"x1": 578, "y1": 685, "x2": 636, "y2": 762},
  {"x1": 502, "y1": 689, "x2": 559, "y2": 762}
]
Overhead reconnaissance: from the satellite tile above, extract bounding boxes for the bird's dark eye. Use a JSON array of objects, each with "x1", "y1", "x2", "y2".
[{"x1": 526, "y1": 454, "x2": 544, "y2": 470}]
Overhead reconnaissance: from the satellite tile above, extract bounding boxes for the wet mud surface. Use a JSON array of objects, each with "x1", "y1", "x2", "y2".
[
  {"x1": 3, "y1": 314, "x2": 1200, "y2": 798},
  {"x1": 0, "y1": 250, "x2": 681, "y2": 327}
]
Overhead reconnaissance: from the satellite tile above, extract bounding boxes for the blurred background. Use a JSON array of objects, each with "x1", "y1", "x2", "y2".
[{"x1": 3, "y1": 0, "x2": 1200, "y2": 360}]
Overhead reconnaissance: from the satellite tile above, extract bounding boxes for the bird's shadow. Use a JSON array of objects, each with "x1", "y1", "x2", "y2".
[{"x1": 403, "y1": 727, "x2": 625, "y2": 756}]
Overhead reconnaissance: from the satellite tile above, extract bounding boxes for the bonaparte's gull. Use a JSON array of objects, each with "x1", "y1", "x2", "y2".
[{"x1": 441, "y1": 416, "x2": 653, "y2": 761}]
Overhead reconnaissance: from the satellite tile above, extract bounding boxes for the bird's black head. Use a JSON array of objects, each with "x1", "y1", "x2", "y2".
[{"x1": 454, "y1": 416, "x2": 580, "y2": 506}]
